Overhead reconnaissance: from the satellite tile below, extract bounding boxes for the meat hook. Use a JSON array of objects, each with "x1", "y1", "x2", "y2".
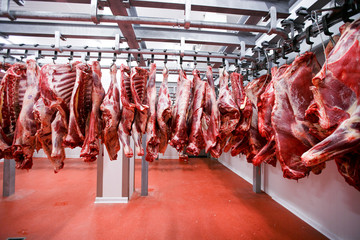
[
  {"x1": 35, "y1": 50, "x2": 42, "y2": 63},
  {"x1": 127, "y1": 53, "x2": 131, "y2": 68},
  {"x1": 52, "y1": 51, "x2": 58, "y2": 64},
  {"x1": 322, "y1": 14, "x2": 336, "y2": 45},
  {"x1": 68, "y1": 51, "x2": 74, "y2": 71},
  {"x1": 163, "y1": 49, "x2": 167, "y2": 66},
  {"x1": 110, "y1": 52, "x2": 116, "y2": 68},
  {"x1": 193, "y1": 54, "x2": 197, "y2": 69},
  {"x1": 20, "y1": 49, "x2": 28, "y2": 62},
  {"x1": 207, "y1": 52, "x2": 211, "y2": 66},
  {"x1": 97, "y1": 52, "x2": 102, "y2": 62},
  {"x1": 2, "y1": 49, "x2": 10, "y2": 65}
]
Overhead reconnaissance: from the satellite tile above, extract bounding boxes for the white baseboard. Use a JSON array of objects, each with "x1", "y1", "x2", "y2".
[
  {"x1": 94, "y1": 197, "x2": 128, "y2": 204},
  {"x1": 218, "y1": 159, "x2": 253, "y2": 185},
  {"x1": 270, "y1": 194, "x2": 340, "y2": 240}
]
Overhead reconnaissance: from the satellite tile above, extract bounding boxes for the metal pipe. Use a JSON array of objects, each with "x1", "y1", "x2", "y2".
[
  {"x1": 0, "y1": 44, "x2": 243, "y2": 60},
  {"x1": 0, "y1": 52, "x2": 231, "y2": 64},
  {"x1": 0, "y1": 10, "x2": 288, "y2": 39}
]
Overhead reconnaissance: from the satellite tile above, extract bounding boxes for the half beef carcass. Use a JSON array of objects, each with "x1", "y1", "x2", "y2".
[
  {"x1": 214, "y1": 68, "x2": 240, "y2": 155},
  {"x1": 170, "y1": 69, "x2": 193, "y2": 152},
  {"x1": 157, "y1": 66, "x2": 172, "y2": 154},
  {"x1": 252, "y1": 65, "x2": 289, "y2": 167},
  {"x1": 118, "y1": 64, "x2": 135, "y2": 158},
  {"x1": 186, "y1": 69, "x2": 206, "y2": 156},
  {"x1": 63, "y1": 63, "x2": 93, "y2": 148},
  {"x1": 201, "y1": 66, "x2": 221, "y2": 158},
  {"x1": 130, "y1": 67, "x2": 149, "y2": 156},
  {"x1": 0, "y1": 62, "x2": 27, "y2": 159},
  {"x1": 271, "y1": 52, "x2": 322, "y2": 180},
  {"x1": 224, "y1": 72, "x2": 252, "y2": 153},
  {"x1": 80, "y1": 61, "x2": 105, "y2": 162},
  {"x1": 12, "y1": 60, "x2": 41, "y2": 169},
  {"x1": 100, "y1": 64, "x2": 121, "y2": 160},
  {"x1": 33, "y1": 98, "x2": 62, "y2": 171},
  {"x1": 302, "y1": 20, "x2": 360, "y2": 190},
  {"x1": 145, "y1": 63, "x2": 160, "y2": 161},
  {"x1": 39, "y1": 62, "x2": 79, "y2": 169},
  {"x1": 230, "y1": 74, "x2": 270, "y2": 160}
]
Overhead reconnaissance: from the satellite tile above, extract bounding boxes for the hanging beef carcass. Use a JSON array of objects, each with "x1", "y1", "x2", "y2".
[
  {"x1": 80, "y1": 61, "x2": 105, "y2": 162},
  {"x1": 39, "y1": 62, "x2": 79, "y2": 171},
  {"x1": 118, "y1": 64, "x2": 135, "y2": 158},
  {"x1": 187, "y1": 69, "x2": 206, "y2": 156},
  {"x1": 100, "y1": 64, "x2": 121, "y2": 160},
  {"x1": 252, "y1": 65, "x2": 289, "y2": 167},
  {"x1": 157, "y1": 66, "x2": 172, "y2": 154},
  {"x1": 271, "y1": 52, "x2": 322, "y2": 180},
  {"x1": 224, "y1": 72, "x2": 252, "y2": 154},
  {"x1": 0, "y1": 62, "x2": 27, "y2": 159},
  {"x1": 145, "y1": 63, "x2": 160, "y2": 161},
  {"x1": 33, "y1": 98, "x2": 61, "y2": 171},
  {"x1": 302, "y1": 20, "x2": 360, "y2": 190},
  {"x1": 170, "y1": 69, "x2": 194, "y2": 152},
  {"x1": 230, "y1": 74, "x2": 270, "y2": 161},
  {"x1": 63, "y1": 63, "x2": 93, "y2": 148},
  {"x1": 12, "y1": 60, "x2": 41, "y2": 169},
  {"x1": 213, "y1": 68, "x2": 240, "y2": 155},
  {"x1": 202, "y1": 66, "x2": 221, "y2": 158},
  {"x1": 130, "y1": 66, "x2": 149, "y2": 156}
]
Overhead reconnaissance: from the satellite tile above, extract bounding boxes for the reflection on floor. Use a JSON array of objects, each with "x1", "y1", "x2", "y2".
[{"x1": 0, "y1": 157, "x2": 326, "y2": 240}]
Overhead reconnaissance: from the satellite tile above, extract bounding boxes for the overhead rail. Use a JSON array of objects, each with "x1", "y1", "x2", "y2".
[{"x1": 0, "y1": 11, "x2": 289, "y2": 39}]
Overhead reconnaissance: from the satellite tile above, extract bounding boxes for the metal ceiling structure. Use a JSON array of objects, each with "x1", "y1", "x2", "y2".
[{"x1": 0, "y1": 0, "x2": 356, "y2": 74}]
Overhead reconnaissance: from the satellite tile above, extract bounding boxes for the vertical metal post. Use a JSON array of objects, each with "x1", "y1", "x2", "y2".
[
  {"x1": 122, "y1": 145, "x2": 129, "y2": 198},
  {"x1": 3, "y1": 159, "x2": 15, "y2": 197},
  {"x1": 253, "y1": 165, "x2": 261, "y2": 193},
  {"x1": 96, "y1": 143, "x2": 104, "y2": 197},
  {"x1": 141, "y1": 134, "x2": 148, "y2": 196}
]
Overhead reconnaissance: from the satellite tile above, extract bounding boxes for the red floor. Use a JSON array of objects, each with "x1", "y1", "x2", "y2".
[{"x1": 0, "y1": 157, "x2": 326, "y2": 240}]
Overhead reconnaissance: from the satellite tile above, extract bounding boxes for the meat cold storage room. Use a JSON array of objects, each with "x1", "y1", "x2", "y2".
[{"x1": 0, "y1": 0, "x2": 360, "y2": 239}]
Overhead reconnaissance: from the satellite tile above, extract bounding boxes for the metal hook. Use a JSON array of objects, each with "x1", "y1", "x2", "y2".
[
  {"x1": 20, "y1": 49, "x2": 28, "y2": 62},
  {"x1": 127, "y1": 53, "x2": 131, "y2": 68},
  {"x1": 97, "y1": 52, "x2": 102, "y2": 62},
  {"x1": 164, "y1": 49, "x2": 168, "y2": 66},
  {"x1": 150, "y1": 49, "x2": 154, "y2": 63},
  {"x1": 52, "y1": 51, "x2": 58, "y2": 64},
  {"x1": 68, "y1": 51, "x2": 74, "y2": 71},
  {"x1": 3, "y1": 49, "x2": 10, "y2": 65},
  {"x1": 110, "y1": 52, "x2": 116, "y2": 67},
  {"x1": 193, "y1": 53, "x2": 197, "y2": 69},
  {"x1": 322, "y1": 14, "x2": 335, "y2": 45},
  {"x1": 179, "y1": 56, "x2": 183, "y2": 69},
  {"x1": 35, "y1": 50, "x2": 42, "y2": 63},
  {"x1": 85, "y1": 52, "x2": 90, "y2": 62},
  {"x1": 207, "y1": 52, "x2": 211, "y2": 66}
]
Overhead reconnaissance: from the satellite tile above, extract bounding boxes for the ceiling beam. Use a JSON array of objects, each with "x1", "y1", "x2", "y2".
[
  {"x1": 128, "y1": 0, "x2": 290, "y2": 18},
  {"x1": 107, "y1": 0, "x2": 146, "y2": 66},
  {"x1": 134, "y1": 26, "x2": 256, "y2": 47},
  {"x1": 0, "y1": 21, "x2": 122, "y2": 40},
  {"x1": 213, "y1": 16, "x2": 263, "y2": 68}
]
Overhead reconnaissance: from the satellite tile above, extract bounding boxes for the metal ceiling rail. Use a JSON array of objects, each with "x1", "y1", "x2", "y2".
[
  {"x1": 0, "y1": 51, "x2": 233, "y2": 65},
  {"x1": 0, "y1": 10, "x2": 289, "y2": 39},
  {"x1": 0, "y1": 44, "x2": 255, "y2": 61}
]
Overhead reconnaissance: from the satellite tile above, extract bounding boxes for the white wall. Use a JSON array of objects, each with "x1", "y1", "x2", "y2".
[
  {"x1": 218, "y1": 155, "x2": 360, "y2": 240},
  {"x1": 158, "y1": 145, "x2": 180, "y2": 159}
]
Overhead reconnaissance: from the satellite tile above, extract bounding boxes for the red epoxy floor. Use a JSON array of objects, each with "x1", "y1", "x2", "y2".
[{"x1": 0, "y1": 157, "x2": 326, "y2": 240}]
